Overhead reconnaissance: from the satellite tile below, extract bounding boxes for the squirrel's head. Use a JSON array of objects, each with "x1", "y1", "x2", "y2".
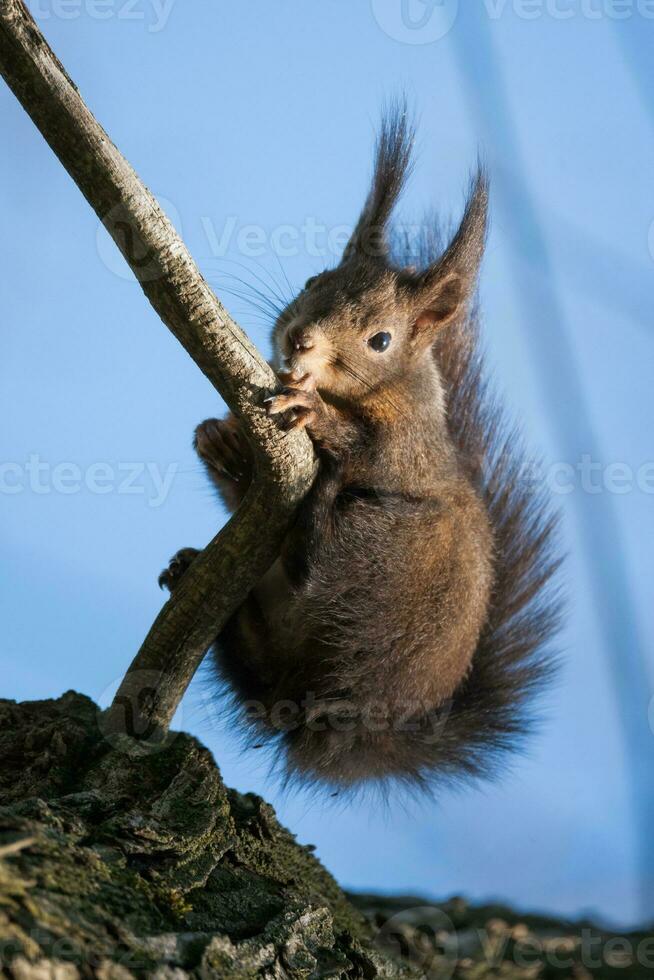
[{"x1": 272, "y1": 106, "x2": 488, "y2": 406}]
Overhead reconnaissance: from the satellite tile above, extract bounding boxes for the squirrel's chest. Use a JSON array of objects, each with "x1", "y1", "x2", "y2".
[{"x1": 341, "y1": 434, "x2": 445, "y2": 496}]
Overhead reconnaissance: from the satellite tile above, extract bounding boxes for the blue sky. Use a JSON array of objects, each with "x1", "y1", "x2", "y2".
[{"x1": 2, "y1": 0, "x2": 654, "y2": 929}]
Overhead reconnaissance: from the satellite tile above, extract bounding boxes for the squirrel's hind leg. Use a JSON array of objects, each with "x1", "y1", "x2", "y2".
[
  {"x1": 194, "y1": 416, "x2": 253, "y2": 513},
  {"x1": 210, "y1": 592, "x2": 283, "y2": 713}
]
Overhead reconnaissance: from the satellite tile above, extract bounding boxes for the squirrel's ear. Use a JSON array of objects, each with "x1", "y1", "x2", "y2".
[
  {"x1": 407, "y1": 169, "x2": 489, "y2": 341},
  {"x1": 341, "y1": 101, "x2": 415, "y2": 264},
  {"x1": 411, "y1": 273, "x2": 465, "y2": 338}
]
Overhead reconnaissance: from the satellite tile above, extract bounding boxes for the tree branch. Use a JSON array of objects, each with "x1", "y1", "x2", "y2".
[{"x1": 0, "y1": 0, "x2": 317, "y2": 741}]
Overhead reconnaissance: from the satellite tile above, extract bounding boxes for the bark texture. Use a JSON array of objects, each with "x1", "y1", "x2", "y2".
[
  {"x1": 0, "y1": 693, "x2": 395, "y2": 979},
  {"x1": 1, "y1": 694, "x2": 649, "y2": 979},
  {"x1": 0, "y1": 0, "x2": 317, "y2": 739}
]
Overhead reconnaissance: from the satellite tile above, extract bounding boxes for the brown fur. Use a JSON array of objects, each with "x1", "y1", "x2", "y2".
[{"x1": 162, "y1": 106, "x2": 561, "y2": 794}]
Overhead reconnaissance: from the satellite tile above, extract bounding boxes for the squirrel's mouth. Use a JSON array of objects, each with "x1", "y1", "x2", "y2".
[{"x1": 285, "y1": 348, "x2": 328, "y2": 381}]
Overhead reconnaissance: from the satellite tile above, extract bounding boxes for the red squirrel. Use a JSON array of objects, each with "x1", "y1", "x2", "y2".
[{"x1": 160, "y1": 109, "x2": 561, "y2": 792}]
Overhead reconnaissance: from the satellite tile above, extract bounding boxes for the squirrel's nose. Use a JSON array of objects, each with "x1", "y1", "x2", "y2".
[{"x1": 289, "y1": 327, "x2": 315, "y2": 352}]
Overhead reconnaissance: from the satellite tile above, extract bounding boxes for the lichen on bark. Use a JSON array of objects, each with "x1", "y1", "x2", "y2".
[
  {"x1": 0, "y1": 692, "x2": 397, "y2": 979},
  {"x1": 1, "y1": 693, "x2": 651, "y2": 978}
]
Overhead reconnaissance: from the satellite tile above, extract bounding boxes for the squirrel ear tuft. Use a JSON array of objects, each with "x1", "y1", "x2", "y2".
[
  {"x1": 407, "y1": 168, "x2": 489, "y2": 339},
  {"x1": 342, "y1": 100, "x2": 415, "y2": 265},
  {"x1": 443, "y1": 166, "x2": 489, "y2": 278}
]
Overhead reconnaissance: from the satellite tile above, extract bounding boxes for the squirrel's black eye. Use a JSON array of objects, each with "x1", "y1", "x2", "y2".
[
  {"x1": 368, "y1": 331, "x2": 392, "y2": 353},
  {"x1": 304, "y1": 275, "x2": 318, "y2": 291}
]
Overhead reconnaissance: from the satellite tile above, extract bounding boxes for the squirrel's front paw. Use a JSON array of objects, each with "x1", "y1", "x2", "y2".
[
  {"x1": 264, "y1": 373, "x2": 321, "y2": 431},
  {"x1": 158, "y1": 547, "x2": 200, "y2": 592},
  {"x1": 194, "y1": 418, "x2": 251, "y2": 482}
]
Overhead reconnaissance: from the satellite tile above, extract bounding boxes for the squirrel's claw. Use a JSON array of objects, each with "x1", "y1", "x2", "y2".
[
  {"x1": 158, "y1": 547, "x2": 200, "y2": 593},
  {"x1": 265, "y1": 387, "x2": 317, "y2": 417}
]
